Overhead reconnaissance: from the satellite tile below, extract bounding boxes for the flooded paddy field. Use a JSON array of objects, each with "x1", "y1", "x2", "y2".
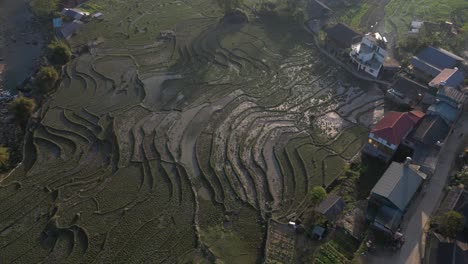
[{"x1": 0, "y1": 0, "x2": 385, "y2": 262}]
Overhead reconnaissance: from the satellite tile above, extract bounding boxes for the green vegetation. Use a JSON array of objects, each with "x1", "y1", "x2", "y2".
[
  {"x1": 315, "y1": 228, "x2": 360, "y2": 264},
  {"x1": 78, "y1": 3, "x2": 102, "y2": 13},
  {"x1": 47, "y1": 41, "x2": 72, "y2": 65},
  {"x1": 339, "y1": 3, "x2": 369, "y2": 29},
  {"x1": 386, "y1": 0, "x2": 468, "y2": 52},
  {"x1": 311, "y1": 186, "x2": 327, "y2": 204},
  {"x1": 217, "y1": 0, "x2": 244, "y2": 13},
  {"x1": 37, "y1": 66, "x2": 59, "y2": 93},
  {"x1": 434, "y1": 210, "x2": 465, "y2": 238},
  {"x1": 0, "y1": 146, "x2": 10, "y2": 170},
  {"x1": 30, "y1": 0, "x2": 59, "y2": 17},
  {"x1": 450, "y1": 167, "x2": 468, "y2": 188},
  {"x1": 10, "y1": 97, "x2": 36, "y2": 127}
]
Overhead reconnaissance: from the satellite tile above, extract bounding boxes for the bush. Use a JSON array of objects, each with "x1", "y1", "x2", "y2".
[
  {"x1": 10, "y1": 97, "x2": 36, "y2": 127},
  {"x1": 48, "y1": 41, "x2": 72, "y2": 65},
  {"x1": 30, "y1": 0, "x2": 59, "y2": 17},
  {"x1": 310, "y1": 186, "x2": 327, "y2": 205},
  {"x1": 0, "y1": 146, "x2": 9, "y2": 170},
  {"x1": 217, "y1": 0, "x2": 243, "y2": 13},
  {"x1": 436, "y1": 211, "x2": 465, "y2": 238},
  {"x1": 37, "y1": 66, "x2": 59, "y2": 93}
]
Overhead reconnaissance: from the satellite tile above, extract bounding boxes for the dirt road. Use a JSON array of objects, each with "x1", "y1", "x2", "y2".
[{"x1": 366, "y1": 111, "x2": 468, "y2": 264}]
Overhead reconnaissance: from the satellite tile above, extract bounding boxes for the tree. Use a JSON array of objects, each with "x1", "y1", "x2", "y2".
[
  {"x1": 48, "y1": 41, "x2": 72, "y2": 65},
  {"x1": 10, "y1": 97, "x2": 36, "y2": 127},
  {"x1": 37, "y1": 66, "x2": 59, "y2": 93},
  {"x1": 437, "y1": 211, "x2": 465, "y2": 238},
  {"x1": 30, "y1": 0, "x2": 59, "y2": 17},
  {"x1": 310, "y1": 186, "x2": 327, "y2": 204},
  {"x1": 0, "y1": 146, "x2": 9, "y2": 170}
]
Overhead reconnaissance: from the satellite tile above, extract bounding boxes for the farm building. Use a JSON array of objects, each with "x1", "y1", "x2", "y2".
[
  {"x1": 409, "y1": 115, "x2": 450, "y2": 145},
  {"x1": 410, "y1": 46, "x2": 465, "y2": 80},
  {"x1": 58, "y1": 20, "x2": 84, "y2": 39},
  {"x1": 315, "y1": 194, "x2": 345, "y2": 222},
  {"x1": 349, "y1": 32, "x2": 388, "y2": 78},
  {"x1": 368, "y1": 159, "x2": 427, "y2": 234},
  {"x1": 387, "y1": 76, "x2": 430, "y2": 106},
  {"x1": 324, "y1": 23, "x2": 362, "y2": 52},
  {"x1": 428, "y1": 68, "x2": 465, "y2": 89},
  {"x1": 363, "y1": 111, "x2": 424, "y2": 162}
]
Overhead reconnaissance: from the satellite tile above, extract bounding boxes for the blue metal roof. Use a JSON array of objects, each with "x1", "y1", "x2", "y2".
[
  {"x1": 428, "y1": 101, "x2": 459, "y2": 123},
  {"x1": 52, "y1": 17, "x2": 62, "y2": 28},
  {"x1": 445, "y1": 70, "x2": 465, "y2": 87},
  {"x1": 410, "y1": 56, "x2": 441, "y2": 77},
  {"x1": 415, "y1": 46, "x2": 464, "y2": 70}
]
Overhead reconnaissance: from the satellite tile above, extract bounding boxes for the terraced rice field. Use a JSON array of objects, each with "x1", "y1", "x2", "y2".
[{"x1": 0, "y1": 0, "x2": 385, "y2": 262}]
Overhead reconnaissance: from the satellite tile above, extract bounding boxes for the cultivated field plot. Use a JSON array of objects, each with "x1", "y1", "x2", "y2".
[{"x1": 0, "y1": 0, "x2": 384, "y2": 263}]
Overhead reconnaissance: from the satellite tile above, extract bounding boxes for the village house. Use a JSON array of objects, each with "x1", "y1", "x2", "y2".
[
  {"x1": 324, "y1": 23, "x2": 362, "y2": 54},
  {"x1": 409, "y1": 114, "x2": 450, "y2": 146},
  {"x1": 387, "y1": 76, "x2": 433, "y2": 106},
  {"x1": 427, "y1": 86, "x2": 465, "y2": 124},
  {"x1": 368, "y1": 159, "x2": 427, "y2": 235},
  {"x1": 410, "y1": 46, "x2": 465, "y2": 81},
  {"x1": 349, "y1": 32, "x2": 388, "y2": 78},
  {"x1": 363, "y1": 111, "x2": 424, "y2": 162}
]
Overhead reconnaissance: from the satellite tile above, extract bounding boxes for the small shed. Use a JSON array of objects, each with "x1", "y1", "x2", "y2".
[
  {"x1": 315, "y1": 194, "x2": 345, "y2": 221},
  {"x1": 311, "y1": 225, "x2": 326, "y2": 240},
  {"x1": 52, "y1": 17, "x2": 63, "y2": 28}
]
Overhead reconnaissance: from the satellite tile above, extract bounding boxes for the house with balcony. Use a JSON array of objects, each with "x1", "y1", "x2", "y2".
[
  {"x1": 363, "y1": 111, "x2": 424, "y2": 162},
  {"x1": 349, "y1": 33, "x2": 388, "y2": 78}
]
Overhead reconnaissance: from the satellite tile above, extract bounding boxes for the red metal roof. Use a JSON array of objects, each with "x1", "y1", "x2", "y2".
[{"x1": 371, "y1": 111, "x2": 424, "y2": 145}]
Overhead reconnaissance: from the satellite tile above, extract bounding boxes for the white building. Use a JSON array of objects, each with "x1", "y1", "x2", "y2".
[{"x1": 349, "y1": 33, "x2": 387, "y2": 78}]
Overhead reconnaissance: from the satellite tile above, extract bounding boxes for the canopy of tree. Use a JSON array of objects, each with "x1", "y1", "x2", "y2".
[
  {"x1": 37, "y1": 66, "x2": 59, "y2": 93},
  {"x1": 30, "y1": 0, "x2": 59, "y2": 17},
  {"x1": 10, "y1": 97, "x2": 36, "y2": 127},
  {"x1": 48, "y1": 41, "x2": 72, "y2": 66},
  {"x1": 437, "y1": 210, "x2": 465, "y2": 238},
  {"x1": 310, "y1": 186, "x2": 327, "y2": 205}
]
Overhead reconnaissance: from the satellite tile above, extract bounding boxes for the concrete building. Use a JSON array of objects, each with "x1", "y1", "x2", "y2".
[
  {"x1": 363, "y1": 111, "x2": 424, "y2": 162},
  {"x1": 350, "y1": 33, "x2": 387, "y2": 78}
]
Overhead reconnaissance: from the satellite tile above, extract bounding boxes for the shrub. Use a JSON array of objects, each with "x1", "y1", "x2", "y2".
[
  {"x1": 30, "y1": 0, "x2": 59, "y2": 17},
  {"x1": 436, "y1": 211, "x2": 465, "y2": 238},
  {"x1": 37, "y1": 66, "x2": 59, "y2": 93},
  {"x1": 10, "y1": 97, "x2": 36, "y2": 127},
  {"x1": 310, "y1": 186, "x2": 326, "y2": 205},
  {"x1": 0, "y1": 146, "x2": 9, "y2": 170},
  {"x1": 48, "y1": 41, "x2": 72, "y2": 65},
  {"x1": 217, "y1": 0, "x2": 243, "y2": 13}
]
